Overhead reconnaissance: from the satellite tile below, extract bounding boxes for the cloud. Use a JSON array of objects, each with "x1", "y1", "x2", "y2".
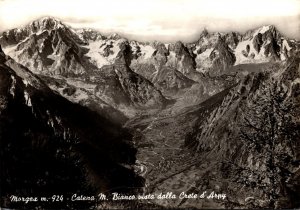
[{"x1": 0, "y1": 0, "x2": 299, "y2": 41}]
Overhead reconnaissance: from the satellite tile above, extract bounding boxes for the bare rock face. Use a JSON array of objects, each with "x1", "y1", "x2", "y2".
[
  {"x1": 169, "y1": 41, "x2": 196, "y2": 75},
  {"x1": 152, "y1": 66, "x2": 195, "y2": 92},
  {"x1": 151, "y1": 42, "x2": 169, "y2": 70},
  {"x1": 95, "y1": 64, "x2": 132, "y2": 107},
  {"x1": 93, "y1": 51, "x2": 167, "y2": 110},
  {"x1": 209, "y1": 36, "x2": 236, "y2": 74},
  {"x1": 1, "y1": 17, "x2": 94, "y2": 76},
  {"x1": 252, "y1": 27, "x2": 281, "y2": 60},
  {"x1": 192, "y1": 30, "x2": 241, "y2": 74},
  {"x1": 154, "y1": 42, "x2": 169, "y2": 56},
  {"x1": 130, "y1": 62, "x2": 157, "y2": 81},
  {"x1": 17, "y1": 30, "x2": 89, "y2": 75},
  {"x1": 0, "y1": 45, "x2": 5, "y2": 63},
  {"x1": 131, "y1": 42, "x2": 196, "y2": 93},
  {"x1": 253, "y1": 33, "x2": 264, "y2": 53},
  {"x1": 224, "y1": 32, "x2": 242, "y2": 49},
  {"x1": 102, "y1": 42, "x2": 114, "y2": 57},
  {"x1": 114, "y1": 59, "x2": 167, "y2": 108},
  {"x1": 264, "y1": 36, "x2": 281, "y2": 60},
  {"x1": 76, "y1": 28, "x2": 105, "y2": 42},
  {"x1": 196, "y1": 29, "x2": 220, "y2": 48},
  {"x1": 235, "y1": 25, "x2": 299, "y2": 64},
  {"x1": 111, "y1": 42, "x2": 167, "y2": 107},
  {"x1": 0, "y1": 17, "x2": 84, "y2": 47},
  {"x1": 185, "y1": 58, "x2": 300, "y2": 208},
  {"x1": 116, "y1": 41, "x2": 133, "y2": 66}
]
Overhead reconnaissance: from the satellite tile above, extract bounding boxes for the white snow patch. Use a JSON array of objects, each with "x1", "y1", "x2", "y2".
[
  {"x1": 3, "y1": 45, "x2": 18, "y2": 59},
  {"x1": 292, "y1": 78, "x2": 300, "y2": 85},
  {"x1": 95, "y1": 39, "x2": 126, "y2": 64},
  {"x1": 258, "y1": 25, "x2": 271, "y2": 34},
  {"x1": 200, "y1": 37, "x2": 210, "y2": 46},
  {"x1": 9, "y1": 76, "x2": 16, "y2": 97},
  {"x1": 86, "y1": 41, "x2": 110, "y2": 68},
  {"x1": 195, "y1": 47, "x2": 214, "y2": 71},
  {"x1": 36, "y1": 30, "x2": 47, "y2": 36},
  {"x1": 48, "y1": 118, "x2": 55, "y2": 128},
  {"x1": 234, "y1": 39, "x2": 268, "y2": 65},
  {"x1": 55, "y1": 116, "x2": 62, "y2": 125},
  {"x1": 280, "y1": 53, "x2": 287, "y2": 61},
  {"x1": 24, "y1": 91, "x2": 32, "y2": 107},
  {"x1": 235, "y1": 25, "x2": 274, "y2": 65},
  {"x1": 193, "y1": 45, "x2": 200, "y2": 54},
  {"x1": 140, "y1": 45, "x2": 156, "y2": 59},
  {"x1": 22, "y1": 79, "x2": 30, "y2": 87},
  {"x1": 198, "y1": 48, "x2": 213, "y2": 59},
  {"x1": 282, "y1": 39, "x2": 291, "y2": 51},
  {"x1": 253, "y1": 25, "x2": 272, "y2": 37}
]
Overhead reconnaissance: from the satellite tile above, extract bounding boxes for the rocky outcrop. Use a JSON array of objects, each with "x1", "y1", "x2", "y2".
[
  {"x1": 193, "y1": 31, "x2": 240, "y2": 73},
  {"x1": 76, "y1": 28, "x2": 105, "y2": 42},
  {"x1": 1, "y1": 18, "x2": 94, "y2": 76},
  {"x1": 0, "y1": 45, "x2": 5, "y2": 63},
  {"x1": 253, "y1": 33, "x2": 263, "y2": 53},
  {"x1": 152, "y1": 66, "x2": 195, "y2": 92},
  {"x1": 95, "y1": 65, "x2": 132, "y2": 108},
  {"x1": 235, "y1": 25, "x2": 297, "y2": 64},
  {"x1": 131, "y1": 42, "x2": 195, "y2": 93},
  {"x1": 114, "y1": 59, "x2": 167, "y2": 108},
  {"x1": 151, "y1": 42, "x2": 169, "y2": 70},
  {"x1": 0, "y1": 17, "x2": 84, "y2": 47},
  {"x1": 170, "y1": 41, "x2": 196, "y2": 75},
  {"x1": 264, "y1": 36, "x2": 281, "y2": 60},
  {"x1": 252, "y1": 27, "x2": 281, "y2": 60},
  {"x1": 224, "y1": 32, "x2": 242, "y2": 49},
  {"x1": 116, "y1": 41, "x2": 133, "y2": 66},
  {"x1": 209, "y1": 36, "x2": 236, "y2": 74}
]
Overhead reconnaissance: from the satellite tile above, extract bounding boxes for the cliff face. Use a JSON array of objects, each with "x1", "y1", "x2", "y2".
[{"x1": 185, "y1": 58, "x2": 300, "y2": 208}]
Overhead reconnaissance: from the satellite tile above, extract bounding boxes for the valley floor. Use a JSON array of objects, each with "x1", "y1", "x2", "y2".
[{"x1": 125, "y1": 88, "x2": 233, "y2": 208}]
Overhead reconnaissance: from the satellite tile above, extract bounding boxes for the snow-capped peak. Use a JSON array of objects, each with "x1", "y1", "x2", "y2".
[
  {"x1": 108, "y1": 33, "x2": 122, "y2": 40},
  {"x1": 253, "y1": 25, "x2": 276, "y2": 36},
  {"x1": 30, "y1": 16, "x2": 66, "y2": 31},
  {"x1": 243, "y1": 25, "x2": 278, "y2": 41}
]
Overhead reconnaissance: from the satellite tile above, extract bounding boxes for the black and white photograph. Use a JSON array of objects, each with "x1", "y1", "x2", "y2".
[{"x1": 0, "y1": 0, "x2": 299, "y2": 209}]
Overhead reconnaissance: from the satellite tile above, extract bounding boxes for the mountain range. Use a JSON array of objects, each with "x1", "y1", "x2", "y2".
[{"x1": 0, "y1": 17, "x2": 299, "y2": 209}]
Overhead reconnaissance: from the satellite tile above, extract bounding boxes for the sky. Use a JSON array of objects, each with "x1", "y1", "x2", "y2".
[{"x1": 0, "y1": 0, "x2": 299, "y2": 42}]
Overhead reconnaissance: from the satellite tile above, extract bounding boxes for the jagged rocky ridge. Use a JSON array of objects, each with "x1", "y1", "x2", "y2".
[
  {"x1": 1, "y1": 18, "x2": 299, "y2": 115},
  {"x1": 0, "y1": 46, "x2": 144, "y2": 208},
  {"x1": 1, "y1": 17, "x2": 168, "y2": 116}
]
